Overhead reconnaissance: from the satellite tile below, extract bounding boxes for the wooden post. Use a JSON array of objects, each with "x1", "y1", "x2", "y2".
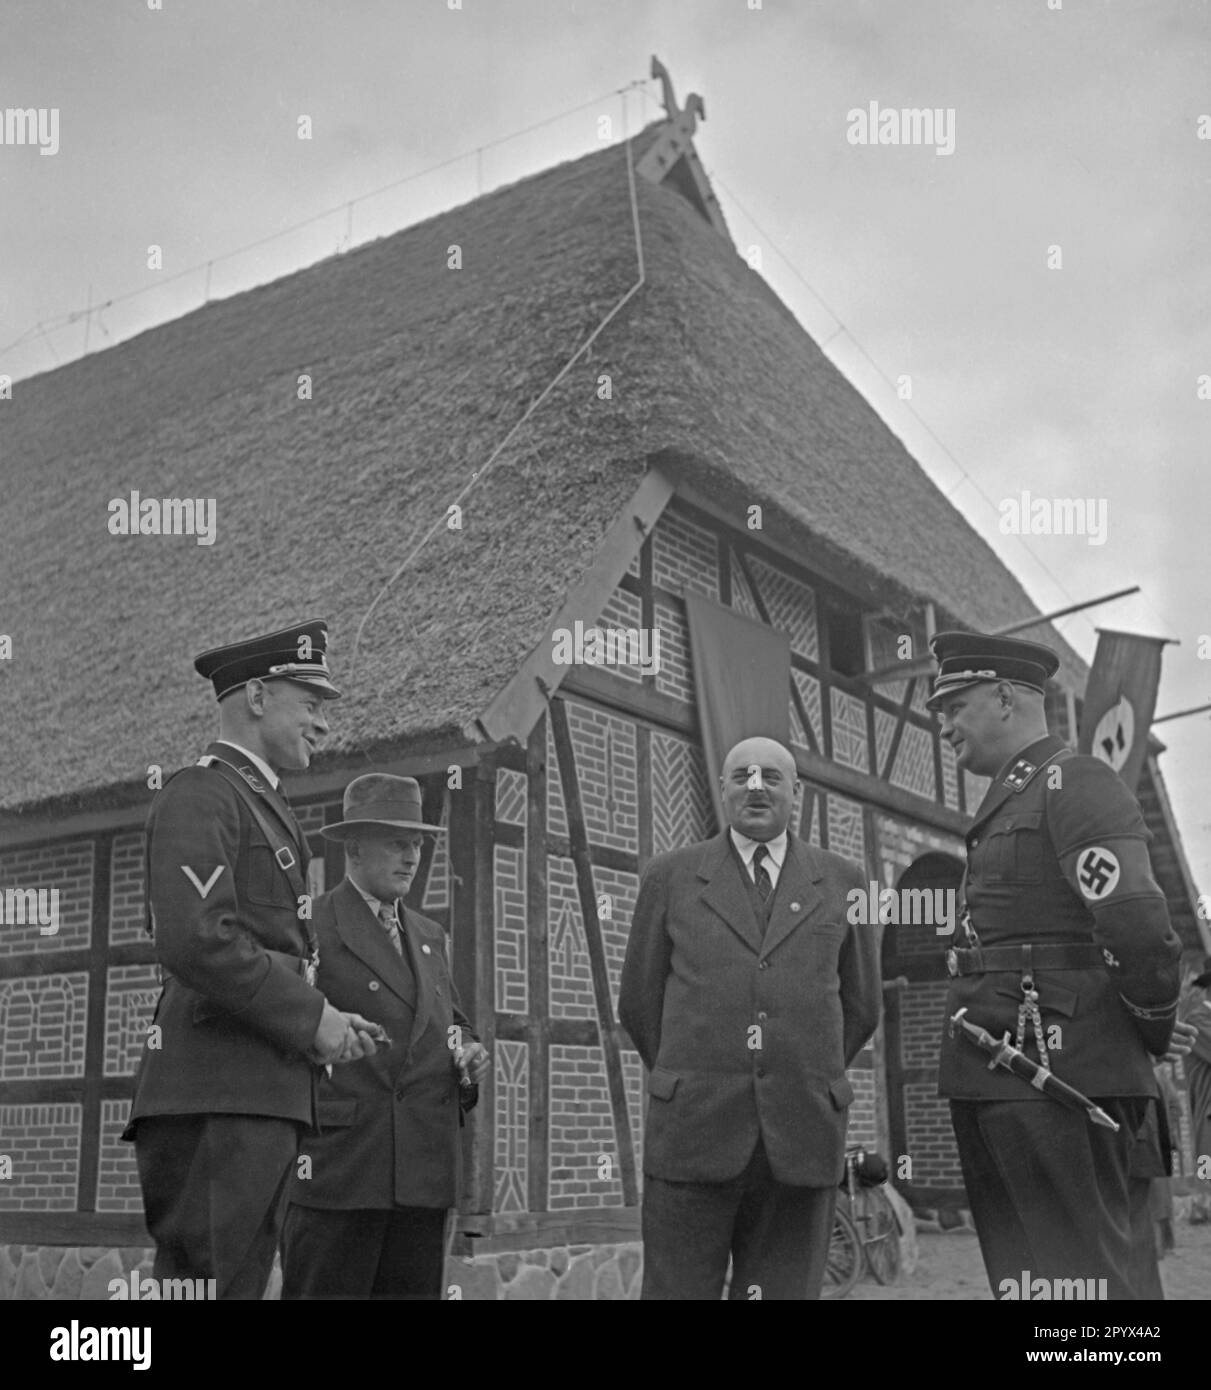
[
  {"x1": 547, "y1": 696, "x2": 639, "y2": 1206},
  {"x1": 525, "y1": 718, "x2": 550, "y2": 1215}
]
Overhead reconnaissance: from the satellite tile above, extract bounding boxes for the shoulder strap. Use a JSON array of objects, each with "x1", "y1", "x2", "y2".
[{"x1": 197, "y1": 755, "x2": 309, "y2": 902}]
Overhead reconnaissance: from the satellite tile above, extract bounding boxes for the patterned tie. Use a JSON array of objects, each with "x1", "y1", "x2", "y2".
[
  {"x1": 377, "y1": 902, "x2": 404, "y2": 956},
  {"x1": 752, "y1": 844, "x2": 773, "y2": 903}
]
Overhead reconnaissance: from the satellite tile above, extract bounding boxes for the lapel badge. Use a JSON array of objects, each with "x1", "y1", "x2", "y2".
[
  {"x1": 1003, "y1": 758, "x2": 1035, "y2": 791},
  {"x1": 1102, "y1": 948, "x2": 1120, "y2": 968}
]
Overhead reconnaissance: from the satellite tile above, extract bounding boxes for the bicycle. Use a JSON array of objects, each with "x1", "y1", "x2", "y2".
[{"x1": 820, "y1": 1147, "x2": 902, "y2": 1298}]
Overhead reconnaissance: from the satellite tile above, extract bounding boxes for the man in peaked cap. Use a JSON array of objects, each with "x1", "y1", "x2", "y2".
[
  {"x1": 927, "y1": 629, "x2": 1182, "y2": 1299},
  {"x1": 123, "y1": 620, "x2": 382, "y2": 1300},
  {"x1": 280, "y1": 773, "x2": 489, "y2": 1299}
]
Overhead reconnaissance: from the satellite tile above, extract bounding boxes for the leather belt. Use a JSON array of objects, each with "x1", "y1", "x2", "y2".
[{"x1": 946, "y1": 943, "x2": 1104, "y2": 978}]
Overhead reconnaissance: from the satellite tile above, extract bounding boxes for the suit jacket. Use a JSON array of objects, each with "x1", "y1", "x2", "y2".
[
  {"x1": 288, "y1": 878, "x2": 478, "y2": 1211},
  {"x1": 126, "y1": 741, "x2": 326, "y2": 1130},
  {"x1": 618, "y1": 832, "x2": 881, "y2": 1187},
  {"x1": 938, "y1": 734, "x2": 1182, "y2": 1101}
]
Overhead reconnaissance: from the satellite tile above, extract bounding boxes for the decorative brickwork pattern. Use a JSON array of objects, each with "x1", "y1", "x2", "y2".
[
  {"x1": 562, "y1": 705, "x2": 638, "y2": 854},
  {"x1": 0, "y1": 840, "x2": 93, "y2": 955},
  {"x1": 96, "y1": 1099, "x2": 144, "y2": 1212},
  {"x1": 845, "y1": 1066, "x2": 879, "y2": 1151},
  {"x1": 548, "y1": 857, "x2": 593, "y2": 1021},
  {"x1": 592, "y1": 866, "x2": 638, "y2": 1017},
  {"x1": 901, "y1": 987, "x2": 962, "y2": 1176},
  {"x1": 493, "y1": 1040, "x2": 528, "y2": 1213},
  {"x1": 422, "y1": 793, "x2": 451, "y2": 912},
  {"x1": 748, "y1": 557, "x2": 818, "y2": 659},
  {"x1": 621, "y1": 1048, "x2": 644, "y2": 1177},
  {"x1": 873, "y1": 707, "x2": 896, "y2": 777},
  {"x1": 797, "y1": 788, "x2": 823, "y2": 847},
  {"x1": 0, "y1": 974, "x2": 88, "y2": 1080},
  {"x1": 109, "y1": 832, "x2": 147, "y2": 946},
  {"x1": 889, "y1": 722, "x2": 937, "y2": 801},
  {"x1": 793, "y1": 669, "x2": 823, "y2": 748},
  {"x1": 652, "y1": 599, "x2": 693, "y2": 704},
  {"x1": 827, "y1": 794, "x2": 866, "y2": 867},
  {"x1": 548, "y1": 1045, "x2": 625, "y2": 1210},
  {"x1": 830, "y1": 688, "x2": 870, "y2": 773},
  {"x1": 940, "y1": 739, "x2": 960, "y2": 811},
  {"x1": 103, "y1": 965, "x2": 161, "y2": 1076},
  {"x1": 652, "y1": 510, "x2": 719, "y2": 599},
  {"x1": 0, "y1": 1104, "x2": 82, "y2": 1210},
  {"x1": 651, "y1": 733, "x2": 713, "y2": 855},
  {"x1": 495, "y1": 768, "x2": 528, "y2": 826},
  {"x1": 494, "y1": 844, "x2": 528, "y2": 1014},
  {"x1": 728, "y1": 551, "x2": 761, "y2": 620},
  {"x1": 546, "y1": 718, "x2": 568, "y2": 840},
  {"x1": 593, "y1": 585, "x2": 645, "y2": 683},
  {"x1": 866, "y1": 617, "x2": 904, "y2": 685}
]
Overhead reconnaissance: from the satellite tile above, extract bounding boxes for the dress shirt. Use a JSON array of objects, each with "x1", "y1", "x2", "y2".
[{"x1": 728, "y1": 828, "x2": 788, "y2": 890}]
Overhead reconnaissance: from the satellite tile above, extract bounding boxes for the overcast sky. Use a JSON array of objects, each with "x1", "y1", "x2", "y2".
[{"x1": 3, "y1": 0, "x2": 1209, "y2": 898}]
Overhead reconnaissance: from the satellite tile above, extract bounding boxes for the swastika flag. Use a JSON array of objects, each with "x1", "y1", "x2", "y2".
[{"x1": 1077, "y1": 630, "x2": 1170, "y2": 794}]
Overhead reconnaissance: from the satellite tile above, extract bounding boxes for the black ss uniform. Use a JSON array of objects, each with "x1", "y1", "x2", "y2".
[
  {"x1": 122, "y1": 741, "x2": 326, "y2": 1298},
  {"x1": 938, "y1": 733, "x2": 1181, "y2": 1299}
]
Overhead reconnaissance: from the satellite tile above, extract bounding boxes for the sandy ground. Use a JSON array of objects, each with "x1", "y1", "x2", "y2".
[{"x1": 846, "y1": 1221, "x2": 1211, "y2": 1300}]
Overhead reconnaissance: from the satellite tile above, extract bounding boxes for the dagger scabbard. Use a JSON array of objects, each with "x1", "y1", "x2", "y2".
[{"x1": 949, "y1": 1008, "x2": 1120, "y2": 1132}]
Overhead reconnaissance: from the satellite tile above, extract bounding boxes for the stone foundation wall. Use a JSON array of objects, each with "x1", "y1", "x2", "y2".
[{"x1": 0, "y1": 1241, "x2": 643, "y2": 1301}]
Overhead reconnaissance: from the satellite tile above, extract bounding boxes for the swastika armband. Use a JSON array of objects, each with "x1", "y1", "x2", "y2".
[
  {"x1": 1119, "y1": 994, "x2": 1179, "y2": 1022},
  {"x1": 1060, "y1": 837, "x2": 1159, "y2": 906}
]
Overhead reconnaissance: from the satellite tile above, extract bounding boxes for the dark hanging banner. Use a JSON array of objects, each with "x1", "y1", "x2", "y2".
[
  {"x1": 1076, "y1": 628, "x2": 1170, "y2": 794},
  {"x1": 683, "y1": 589, "x2": 791, "y2": 830}
]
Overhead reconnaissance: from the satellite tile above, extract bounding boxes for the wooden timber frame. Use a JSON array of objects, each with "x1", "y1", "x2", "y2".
[{"x1": 452, "y1": 485, "x2": 1005, "y2": 1249}]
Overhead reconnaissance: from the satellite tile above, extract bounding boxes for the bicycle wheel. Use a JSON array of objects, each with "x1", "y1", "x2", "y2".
[
  {"x1": 820, "y1": 1206, "x2": 862, "y2": 1300},
  {"x1": 852, "y1": 1184, "x2": 901, "y2": 1285}
]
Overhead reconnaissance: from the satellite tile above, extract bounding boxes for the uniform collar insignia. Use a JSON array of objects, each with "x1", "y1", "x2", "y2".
[
  {"x1": 1003, "y1": 758, "x2": 1037, "y2": 791},
  {"x1": 234, "y1": 763, "x2": 268, "y2": 794}
]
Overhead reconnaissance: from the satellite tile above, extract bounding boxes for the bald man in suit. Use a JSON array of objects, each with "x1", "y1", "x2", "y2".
[{"x1": 620, "y1": 737, "x2": 881, "y2": 1300}]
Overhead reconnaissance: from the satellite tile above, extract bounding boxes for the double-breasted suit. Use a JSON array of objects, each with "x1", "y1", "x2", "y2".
[
  {"x1": 280, "y1": 877, "x2": 477, "y2": 1298},
  {"x1": 620, "y1": 832, "x2": 881, "y2": 1187}
]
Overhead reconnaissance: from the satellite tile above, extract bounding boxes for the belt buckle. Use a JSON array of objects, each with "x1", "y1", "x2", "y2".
[
  {"x1": 275, "y1": 846, "x2": 297, "y2": 871},
  {"x1": 946, "y1": 948, "x2": 959, "y2": 978}
]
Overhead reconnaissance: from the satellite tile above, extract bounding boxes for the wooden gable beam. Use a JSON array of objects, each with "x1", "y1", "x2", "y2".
[
  {"x1": 471, "y1": 465, "x2": 675, "y2": 746},
  {"x1": 636, "y1": 56, "x2": 732, "y2": 247}
]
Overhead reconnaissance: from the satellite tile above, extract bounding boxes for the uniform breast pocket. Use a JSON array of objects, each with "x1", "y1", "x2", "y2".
[
  {"x1": 243, "y1": 843, "x2": 288, "y2": 907},
  {"x1": 980, "y1": 812, "x2": 1045, "y2": 884}
]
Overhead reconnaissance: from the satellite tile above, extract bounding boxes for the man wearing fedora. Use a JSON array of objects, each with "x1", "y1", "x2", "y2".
[
  {"x1": 280, "y1": 773, "x2": 490, "y2": 1299},
  {"x1": 928, "y1": 630, "x2": 1182, "y2": 1299},
  {"x1": 123, "y1": 619, "x2": 382, "y2": 1300}
]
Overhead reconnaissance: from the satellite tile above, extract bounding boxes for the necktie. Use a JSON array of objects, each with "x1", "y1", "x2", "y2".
[
  {"x1": 752, "y1": 845, "x2": 773, "y2": 903},
  {"x1": 378, "y1": 903, "x2": 404, "y2": 956}
]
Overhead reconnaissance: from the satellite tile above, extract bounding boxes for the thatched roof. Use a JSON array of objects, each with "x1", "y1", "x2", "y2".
[{"x1": 1, "y1": 121, "x2": 1086, "y2": 817}]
